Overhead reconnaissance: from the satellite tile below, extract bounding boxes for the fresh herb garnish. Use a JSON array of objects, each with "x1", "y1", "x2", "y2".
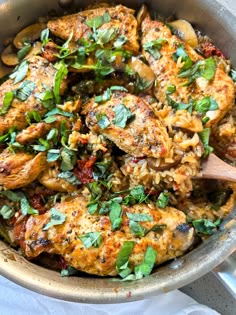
[
  {"x1": 156, "y1": 192, "x2": 169, "y2": 209},
  {"x1": 41, "y1": 28, "x2": 50, "y2": 47},
  {"x1": 195, "y1": 96, "x2": 218, "y2": 113},
  {"x1": 93, "y1": 27, "x2": 118, "y2": 47},
  {"x1": 166, "y1": 84, "x2": 176, "y2": 95},
  {"x1": 79, "y1": 231, "x2": 102, "y2": 248},
  {"x1": 58, "y1": 171, "x2": 81, "y2": 185},
  {"x1": 43, "y1": 208, "x2": 67, "y2": 231},
  {"x1": 109, "y1": 201, "x2": 123, "y2": 230},
  {"x1": 0, "y1": 205, "x2": 14, "y2": 220},
  {"x1": 113, "y1": 35, "x2": 127, "y2": 48},
  {"x1": 126, "y1": 212, "x2": 153, "y2": 222},
  {"x1": 26, "y1": 110, "x2": 41, "y2": 125},
  {"x1": 112, "y1": 104, "x2": 135, "y2": 128},
  {"x1": 35, "y1": 88, "x2": 55, "y2": 109},
  {"x1": 93, "y1": 160, "x2": 111, "y2": 181},
  {"x1": 96, "y1": 112, "x2": 110, "y2": 129},
  {"x1": 9, "y1": 60, "x2": 29, "y2": 84},
  {"x1": 85, "y1": 12, "x2": 111, "y2": 29},
  {"x1": 47, "y1": 149, "x2": 60, "y2": 162},
  {"x1": 129, "y1": 220, "x2": 148, "y2": 237},
  {"x1": 61, "y1": 265, "x2": 79, "y2": 277},
  {"x1": 94, "y1": 86, "x2": 128, "y2": 103},
  {"x1": 20, "y1": 196, "x2": 38, "y2": 215},
  {"x1": 198, "y1": 128, "x2": 214, "y2": 157},
  {"x1": 53, "y1": 62, "x2": 68, "y2": 104},
  {"x1": 230, "y1": 69, "x2": 236, "y2": 82},
  {"x1": 116, "y1": 241, "x2": 136, "y2": 278},
  {"x1": 143, "y1": 38, "x2": 167, "y2": 60},
  {"x1": 17, "y1": 43, "x2": 31, "y2": 61},
  {"x1": 60, "y1": 147, "x2": 77, "y2": 171},
  {"x1": 15, "y1": 80, "x2": 36, "y2": 101},
  {"x1": 123, "y1": 185, "x2": 148, "y2": 205},
  {"x1": 192, "y1": 218, "x2": 221, "y2": 235},
  {"x1": 0, "y1": 91, "x2": 14, "y2": 115}
]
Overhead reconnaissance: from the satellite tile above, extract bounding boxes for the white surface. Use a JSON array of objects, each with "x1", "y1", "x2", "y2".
[{"x1": 0, "y1": 276, "x2": 221, "y2": 315}]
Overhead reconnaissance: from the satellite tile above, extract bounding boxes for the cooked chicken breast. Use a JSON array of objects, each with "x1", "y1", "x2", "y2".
[
  {"x1": 141, "y1": 15, "x2": 235, "y2": 128},
  {"x1": 0, "y1": 57, "x2": 65, "y2": 136},
  {"x1": 21, "y1": 194, "x2": 194, "y2": 276},
  {"x1": 0, "y1": 150, "x2": 47, "y2": 190},
  {"x1": 85, "y1": 92, "x2": 172, "y2": 158},
  {"x1": 47, "y1": 5, "x2": 139, "y2": 54}
]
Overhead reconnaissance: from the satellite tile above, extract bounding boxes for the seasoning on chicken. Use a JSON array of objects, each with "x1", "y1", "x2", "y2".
[
  {"x1": 47, "y1": 5, "x2": 139, "y2": 54},
  {"x1": 85, "y1": 92, "x2": 172, "y2": 158},
  {"x1": 0, "y1": 150, "x2": 47, "y2": 190},
  {"x1": 141, "y1": 15, "x2": 235, "y2": 128},
  {"x1": 21, "y1": 194, "x2": 194, "y2": 276},
  {"x1": 0, "y1": 56, "x2": 67, "y2": 136}
]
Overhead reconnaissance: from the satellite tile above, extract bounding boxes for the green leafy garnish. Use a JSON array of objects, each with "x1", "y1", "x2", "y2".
[
  {"x1": 26, "y1": 110, "x2": 41, "y2": 124},
  {"x1": 198, "y1": 128, "x2": 214, "y2": 157},
  {"x1": 94, "y1": 86, "x2": 128, "y2": 103},
  {"x1": 60, "y1": 147, "x2": 77, "y2": 171},
  {"x1": 166, "y1": 84, "x2": 176, "y2": 95},
  {"x1": 178, "y1": 57, "x2": 216, "y2": 85},
  {"x1": 93, "y1": 160, "x2": 111, "y2": 181},
  {"x1": 116, "y1": 241, "x2": 136, "y2": 278},
  {"x1": 195, "y1": 96, "x2": 218, "y2": 113},
  {"x1": 126, "y1": 212, "x2": 153, "y2": 222},
  {"x1": 131, "y1": 246, "x2": 157, "y2": 280},
  {"x1": 35, "y1": 88, "x2": 55, "y2": 109},
  {"x1": 43, "y1": 208, "x2": 66, "y2": 231},
  {"x1": 123, "y1": 185, "x2": 148, "y2": 205},
  {"x1": 96, "y1": 112, "x2": 110, "y2": 129},
  {"x1": 61, "y1": 265, "x2": 79, "y2": 277},
  {"x1": 192, "y1": 218, "x2": 221, "y2": 235},
  {"x1": 41, "y1": 28, "x2": 50, "y2": 46},
  {"x1": 58, "y1": 171, "x2": 81, "y2": 185},
  {"x1": 85, "y1": 12, "x2": 111, "y2": 29},
  {"x1": 79, "y1": 232, "x2": 102, "y2": 248},
  {"x1": 156, "y1": 192, "x2": 169, "y2": 209},
  {"x1": 17, "y1": 43, "x2": 31, "y2": 61},
  {"x1": 129, "y1": 221, "x2": 148, "y2": 237},
  {"x1": 109, "y1": 201, "x2": 123, "y2": 231},
  {"x1": 143, "y1": 38, "x2": 167, "y2": 60},
  {"x1": 0, "y1": 205, "x2": 14, "y2": 220},
  {"x1": 113, "y1": 104, "x2": 135, "y2": 128},
  {"x1": 113, "y1": 35, "x2": 127, "y2": 48},
  {"x1": 53, "y1": 62, "x2": 68, "y2": 104},
  {"x1": 47, "y1": 149, "x2": 60, "y2": 162},
  {"x1": 20, "y1": 196, "x2": 38, "y2": 215},
  {"x1": 9, "y1": 60, "x2": 29, "y2": 84},
  {"x1": 0, "y1": 91, "x2": 14, "y2": 115},
  {"x1": 93, "y1": 28, "x2": 118, "y2": 47},
  {"x1": 230, "y1": 69, "x2": 236, "y2": 82},
  {"x1": 15, "y1": 80, "x2": 36, "y2": 101}
]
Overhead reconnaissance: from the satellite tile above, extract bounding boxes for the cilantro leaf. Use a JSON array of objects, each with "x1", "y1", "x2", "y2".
[
  {"x1": 43, "y1": 208, "x2": 66, "y2": 231},
  {"x1": 113, "y1": 104, "x2": 135, "y2": 128},
  {"x1": 79, "y1": 231, "x2": 102, "y2": 248}
]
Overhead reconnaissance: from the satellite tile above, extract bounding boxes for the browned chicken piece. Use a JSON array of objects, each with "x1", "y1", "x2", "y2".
[
  {"x1": 0, "y1": 150, "x2": 47, "y2": 190},
  {"x1": 85, "y1": 92, "x2": 172, "y2": 158},
  {"x1": 47, "y1": 5, "x2": 139, "y2": 54},
  {"x1": 38, "y1": 164, "x2": 77, "y2": 193},
  {"x1": 21, "y1": 194, "x2": 194, "y2": 276},
  {"x1": 16, "y1": 116, "x2": 70, "y2": 144},
  {"x1": 0, "y1": 56, "x2": 67, "y2": 136},
  {"x1": 141, "y1": 15, "x2": 235, "y2": 128}
]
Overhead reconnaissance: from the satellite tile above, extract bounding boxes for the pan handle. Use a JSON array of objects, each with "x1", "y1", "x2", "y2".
[{"x1": 213, "y1": 251, "x2": 236, "y2": 299}]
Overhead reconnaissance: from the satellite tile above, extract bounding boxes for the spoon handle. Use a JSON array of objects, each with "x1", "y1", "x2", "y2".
[{"x1": 200, "y1": 153, "x2": 236, "y2": 182}]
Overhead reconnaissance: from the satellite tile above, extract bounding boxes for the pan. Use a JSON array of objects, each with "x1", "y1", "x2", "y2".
[{"x1": 0, "y1": 0, "x2": 236, "y2": 303}]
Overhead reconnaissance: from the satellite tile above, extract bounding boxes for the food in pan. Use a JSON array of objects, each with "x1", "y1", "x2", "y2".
[{"x1": 0, "y1": 4, "x2": 235, "y2": 280}]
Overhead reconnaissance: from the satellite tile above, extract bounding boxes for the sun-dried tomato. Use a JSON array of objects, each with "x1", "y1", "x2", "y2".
[
  {"x1": 30, "y1": 195, "x2": 46, "y2": 214},
  {"x1": 201, "y1": 42, "x2": 225, "y2": 59},
  {"x1": 74, "y1": 156, "x2": 96, "y2": 184}
]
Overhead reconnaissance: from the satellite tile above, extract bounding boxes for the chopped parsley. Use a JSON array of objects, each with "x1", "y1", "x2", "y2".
[{"x1": 192, "y1": 218, "x2": 221, "y2": 235}]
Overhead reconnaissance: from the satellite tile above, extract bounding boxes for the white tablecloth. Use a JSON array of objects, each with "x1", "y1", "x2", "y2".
[{"x1": 0, "y1": 276, "x2": 220, "y2": 315}]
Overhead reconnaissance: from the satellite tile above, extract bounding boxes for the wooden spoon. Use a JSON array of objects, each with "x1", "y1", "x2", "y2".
[{"x1": 200, "y1": 153, "x2": 236, "y2": 182}]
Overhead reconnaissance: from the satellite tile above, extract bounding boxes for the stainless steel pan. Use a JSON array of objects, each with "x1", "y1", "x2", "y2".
[{"x1": 0, "y1": 0, "x2": 236, "y2": 303}]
